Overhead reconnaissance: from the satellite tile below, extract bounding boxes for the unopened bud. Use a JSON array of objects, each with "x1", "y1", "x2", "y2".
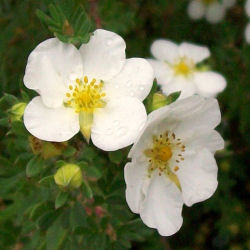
[
  {"x1": 54, "y1": 164, "x2": 82, "y2": 189},
  {"x1": 10, "y1": 102, "x2": 27, "y2": 121},
  {"x1": 29, "y1": 136, "x2": 67, "y2": 159},
  {"x1": 151, "y1": 93, "x2": 168, "y2": 111}
]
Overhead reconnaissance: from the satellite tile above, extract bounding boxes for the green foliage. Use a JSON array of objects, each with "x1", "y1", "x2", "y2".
[
  {"x1": 36, "y1": 0, "x2": 93, "y2": 45},
  {"x1": 0, "y1": 0, "x2": 249, "y2": 249}
]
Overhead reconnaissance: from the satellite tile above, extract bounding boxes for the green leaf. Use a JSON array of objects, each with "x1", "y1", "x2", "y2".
[
  {"x1": 55, "y1": 191, "x2": 69, "y2": 209},
  {"x1": 37, "y1": 210, "x2": 58, "y2": 230},
  {"x1": 81, "y1": 179, "x2": 93, "y2": 199},
  {"x1": 39, "y1": 175, "x2": 54, "y2": 187},
  {"x1": 63, "y1": 145, "x2": 77, "y2": 157},
  {"x1": 165, "y1": 91, "x2": 181, "y2": 105},
  {"x1": 70, "y1": 203, "x2": 86, "y2": 229},
  {"x1": 46, "y1": 218, "x2": 68, "y2": 250},
  {"x1": 108, "y1": 150, "x2": 124, "y2": 164},
  {"x1": 144, "y1": 80, "x2": 159, "y2": 113},
  {"x1": 78, "y1": 161, "x2": 102, "y2": 179},
  {"x1": 36, "y1": 1, "x2": 93, "y2": 45},
  {"x1": 26, "y1": 155, "x2": 45, "y2": 177}
]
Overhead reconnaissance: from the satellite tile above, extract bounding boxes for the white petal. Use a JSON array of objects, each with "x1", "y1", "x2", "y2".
[
  {"x1": 147, "y1": 59, "x2": 174, "y2": 86},
  {"x1": 170, "y1": 96, "x2": 221, "y2": 139},
  {"x1": 91, "y1": 97, "x2": 147, "y2": 151},
  {"x1": 79, "y1": 29, "x2": 126, "y2": 81},
  {"x1": 24, "y1": 96, "x2": 79, "y2": 142},
  {"x1": 187, "y1": 0, "x2": 206, "y2": 20},
  {"x1": 176, "y1": 149, "x2": 218, "y2": 207},
  {"x1": 150, "y1": 40, "x2": 179, "y2": 63},
  {"x1": 24, "y1": 38, "x2": 83, "y2": 108},
  {"x1": 222, "y1": 0, "x2": 236, "y2": 8},
  {"x1": 186, "y1": 130, "x2": 224, "y2": 153},
  {"x1": 245, "y1": 22, "x2": 250, "y2": 44},
  {"x1": 205, "y1": 3, "x2": 225, "y2": 24},
  {"x1": 246, "y1": 0, "x2": 250, "y2": 17},
  {"x1": 104, "y1": 58, "x2": 154, "y2": 101},
  {"x1": 124, "y1": 161, "x2": 148, "y2": 213},
  {"x1": 194, "y1": 71, "x2": 226, "y2": 97},
  {"x1": 140, "y1": 172, "x2": 183, "y2": 236},
  {"x1": 179, "y1": 42, "x2": 210, "y2": 63},
  {"x1": 161, "y1": 77, "x2": 196, "y2": 99}
]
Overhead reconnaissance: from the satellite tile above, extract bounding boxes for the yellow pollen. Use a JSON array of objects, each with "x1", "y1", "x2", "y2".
[
  {"x1": 84, "y1": 76, "x2": 88, "y2": 83},
  {"x1": 173, "y1": 58, "x2": 194, "y2": 77},
  {"x1": 64, "y1": 76, "x2": 106, "y2": 113},
  {"x1": 156, "y1": 146, "x2": 172, "y2": 162},
  {"x1": 144, "y1": 131, "x2": 185, "y2": 190}
]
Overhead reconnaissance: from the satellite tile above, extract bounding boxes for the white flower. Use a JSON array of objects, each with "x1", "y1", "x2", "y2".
[
  {"x1": 245, "y1": 0, "x2": 250, "y2": 43},
  {"x1": 148, "y1": 40, "x2": 226, "y2": 99},
  {"x1": 23, "y1": 29, "x2": 154, "y2": 151},
  {"x1": 124, "y1": 96, "x2": 224, "y2": 236},
  {"x1": 187, "y1": 0, "x2": 236, "y2": 23}
]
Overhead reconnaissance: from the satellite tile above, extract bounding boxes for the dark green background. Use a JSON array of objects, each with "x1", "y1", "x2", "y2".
[{"x1": 0, "y1": 0, "x2": 249, "y2": 249}]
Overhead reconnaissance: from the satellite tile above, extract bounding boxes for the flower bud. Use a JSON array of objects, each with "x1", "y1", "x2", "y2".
[
  {"x1": 54, "y1": 164, "x2": 82, "y2": 189},
  {"x1": 29, "y1": 136, "x2": 67, "y2": 159},
  {"x1": 151, "y1": 93, "x2": 168, "y2": 111},
  {"x1": 10, "y1": 102, "x2": 27, "y2": 121}
]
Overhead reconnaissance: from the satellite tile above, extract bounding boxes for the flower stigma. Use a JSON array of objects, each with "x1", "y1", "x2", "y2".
[
  {"x1": 65, "y1": 76, "x2": 106, "y2": 113},
  {"x1": 144, "y1": 131, "x2": 186, "y2": 190},
  {"x1": 172, "y1": 57, "x2": 195, "y2": 77},
  {"x1": 64, "y1": 76, "x2": 106, "y2": 143}
]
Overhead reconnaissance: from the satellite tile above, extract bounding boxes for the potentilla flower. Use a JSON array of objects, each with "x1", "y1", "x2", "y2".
[
  {"x1": 148, "y1": 40, "x2": 226, "y2": 99},
  {"x1": 245, "y1": 0, "x2": 250, "y2": 43},
  {"x1": 187, "y1": 0, "x2": 235, "y2": 23},
  {"x1": 124, "y1": 96, "x2": 224, "y2": 236},
  {"x1": 23, "y1": 29, "x2": 153, "y2": 151}
]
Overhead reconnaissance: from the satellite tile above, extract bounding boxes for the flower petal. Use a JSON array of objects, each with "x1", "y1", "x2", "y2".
[
  {"x1": 176, "y1": 149, "x2": 218, "y2": 207},
  {"x1": 104, "y1": 58, "x2": 154, "y2": 101},
  {"x1": 24, "y1": 38, "x2": 83, "y2": 108},
  {"x1": 24, "y1": 96, "x2": 79, "y2": 142},
  {"x1": 194, "y1": 71, "x2": 226, "y2": 97},
  {"x1": 79, "y1": 29, "x2": 126, "y2": 81},
  {"x1": 187, "y1": 0, "x2": 206, "y2": 20},
  {"x1": 246, "y1": 0, "x2": 250, "y2": 17},
  {"x1": 140, "y1": 172, "x2": 183, "y2": 236},
  {"x1": 170, "y1": 96, "x2": 221, "y2": 139},
  {"x1": 147, "y1": 59, "x2": 174, "y2": 86},
  {"x1": 91, "y1": 97, "x2": 147, "y2": 151},
  {"x1": 124, "y1": 161, "x2": 148, "y2": 213},
  {"x1": 179, "y1": 42, "x2": 210, "y2": 63},
  {"x1": 205, "y1": 2, "x2": 225, "y2": 24},
  {"x1": 161, "y1": 77, "x2": 196, "y2": 99},
  {"x1": 150, "y1": 40, "x2": 179, "y2": 63},
  {"x1": 186, "y1": 130, "x2": 224, "y2": 153},
  {"x1": 222, "y1": 0, "x2": 236, "y2": 8},
  {"x1": 245, "y1": 22, "x2": 250, "y2": 44}
]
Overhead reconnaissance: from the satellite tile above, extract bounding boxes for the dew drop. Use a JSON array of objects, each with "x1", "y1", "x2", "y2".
[
  {"x1": 130, "y1": 92, "x2": 135, "y2": 97},
  {"x1": 117, "y1": 127, "x2": 127, "y2": 136},
  {"x1": 106, "y1": 128, "x2": 113, "y2": 135},
  {"x1": 106, "y1": 39, "x2": 113, "y2": 46},
  {"x1": 113, "y1": 120, "x2": 120, "y2": 126},
  {"x1": 126, "y1": 80, "x2": 132, "y2": 87}
]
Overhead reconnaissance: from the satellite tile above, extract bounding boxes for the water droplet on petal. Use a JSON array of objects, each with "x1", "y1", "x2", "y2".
[
  {"x1": 126, "y1": 81, "x2": 132, "y2": 87},
  {"x1": 113, "y1": 120, "x2": 120, "y2": 126},
  {"x1": 130, "y1": 92, "x2": 135, "y2": 97},
  {"x1": 106, "y1": 128, "x2": 113, "y2": 135},
  {"x1": 117, "y1": 127, "x2": 127, "y2": 136},
  {"x1": 106, "y1": 39, "x2": 113, "y2": 46},
  {"x1": 140, "y1": 86, "x2": 144, "y2": 91}
]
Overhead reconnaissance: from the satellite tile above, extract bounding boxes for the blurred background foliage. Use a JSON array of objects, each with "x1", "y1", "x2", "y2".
[{"x1": 0, "y1": 0, "x2": 249, "y2": 249}]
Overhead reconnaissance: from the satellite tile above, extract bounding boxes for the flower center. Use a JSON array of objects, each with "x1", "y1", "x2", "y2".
[
  {"x1": 65, "y1": 76, "x2": 106, "y2": 113},
  {"x1": 173, "y1": 58, "x2": 195, "y2": 77},
  {"x1": 144, "y1": 131, "x2": 186, "y2": 190}
]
